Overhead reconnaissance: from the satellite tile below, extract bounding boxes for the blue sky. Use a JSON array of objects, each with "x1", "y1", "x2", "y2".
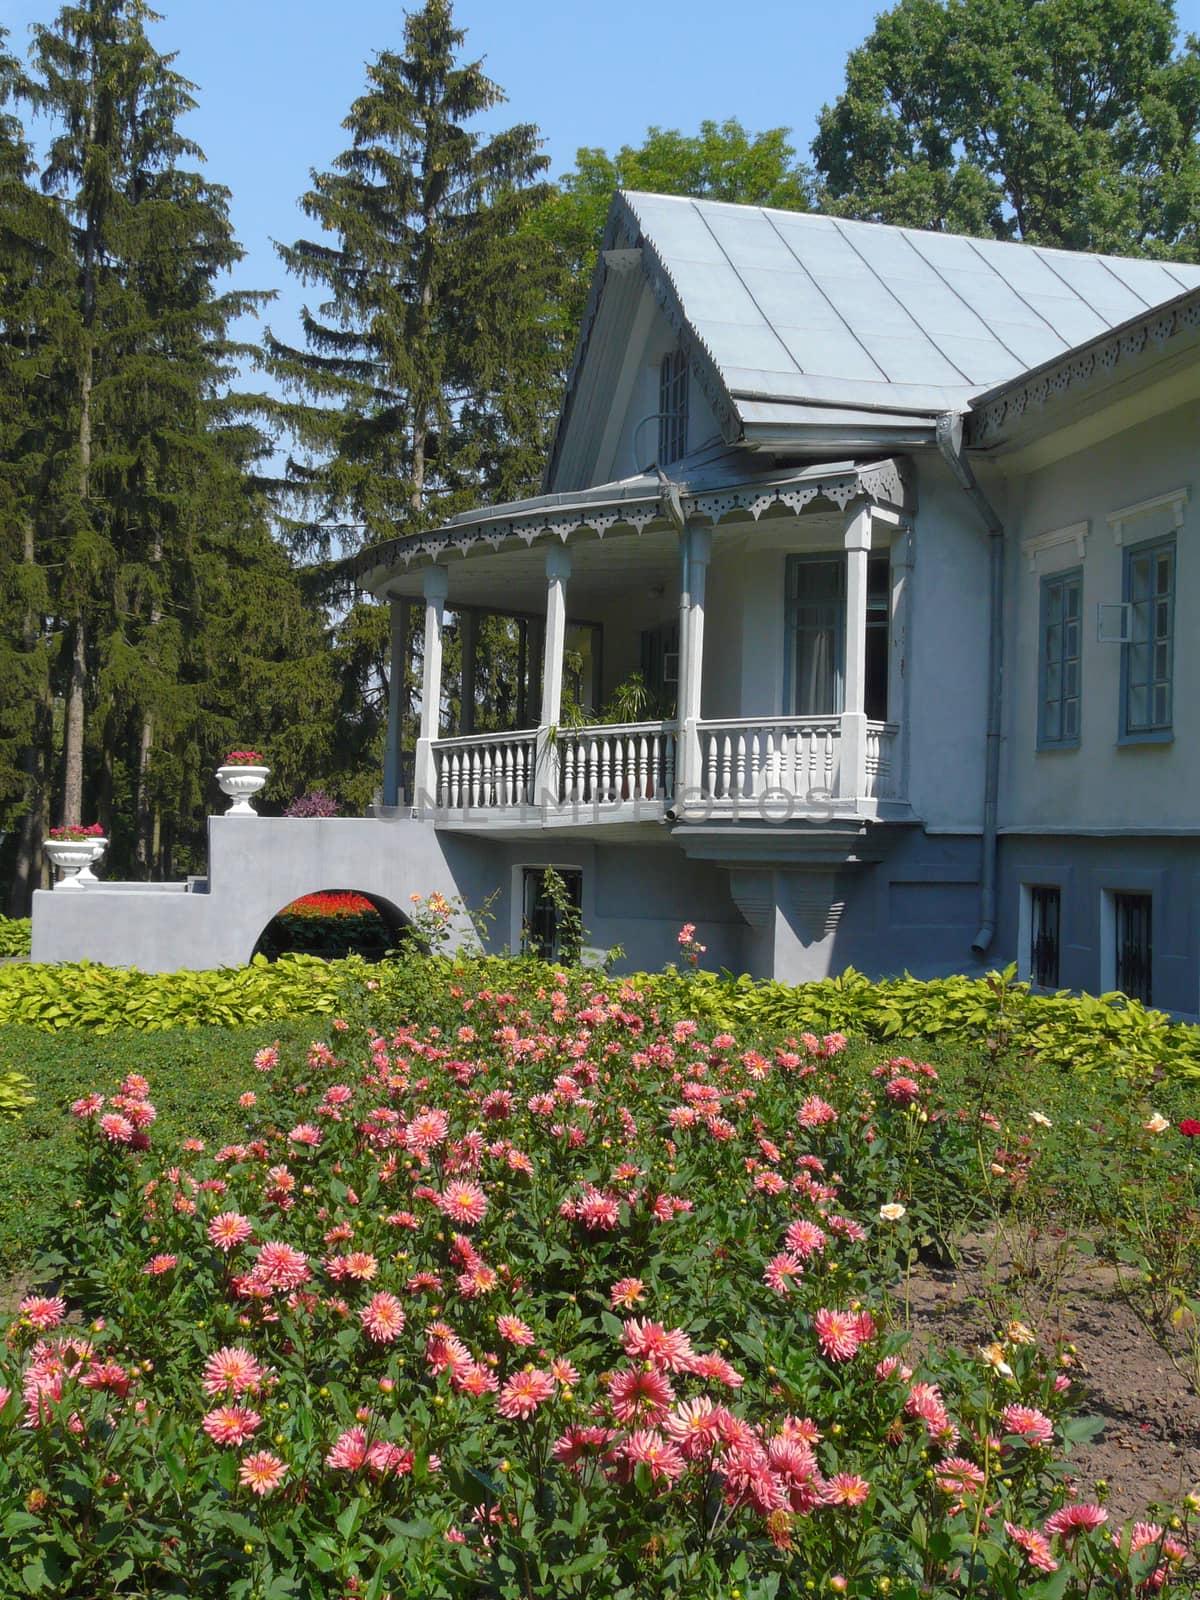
[
  {"x1": 6, "y1": 0, "x2": 1200, "y2": 372},
  {"x1": 0, "y1": 0, "x2": 905, "y2": 356}
]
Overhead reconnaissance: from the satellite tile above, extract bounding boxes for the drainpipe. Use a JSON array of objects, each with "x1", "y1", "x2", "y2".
[{"x1": 935, "y1": 413, "x2": 1004, "y2": 957}]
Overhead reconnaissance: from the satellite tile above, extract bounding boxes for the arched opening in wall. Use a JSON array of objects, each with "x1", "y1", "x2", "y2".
[{"x1": 252, "y1": 891, "x2": 408, "y2": 964}]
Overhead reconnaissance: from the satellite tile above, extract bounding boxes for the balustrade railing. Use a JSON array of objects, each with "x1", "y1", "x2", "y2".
[
  {"x1": 433, "y1": 730, "x2": 537, "y2": 810},
  {"x1": 429, "y1": 716, "x2": 902, "y2": 817},
  {"x1": 556, "y1": 722, "x2": 677, "y2": 806},
  {"x1": 698, "y1": 717, "x2": 841, "y2": 802},
  {"x1": 864, "y1": 721, "x2": 900, "y2": 801}
]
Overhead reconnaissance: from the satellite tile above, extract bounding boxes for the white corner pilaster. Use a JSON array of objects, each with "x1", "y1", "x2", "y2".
[
  {"x1": 888, "y1": 527, "x2": 914, "y2": 801},
  {"x1": 536, "y1": 544, "x2": 572, "y2": 805},
  {"x1": 383, "y1": 594, "x2": 409, "y2": 807},
  {"x1": 676, "y1": 524, "x2": 711, "y2": 801},
  {"x1": 413, "y1": 565, "x2": 449, "y2": 812},
  {"x1": 841, "y1": 505, "x2": 872, "y2": 803}
]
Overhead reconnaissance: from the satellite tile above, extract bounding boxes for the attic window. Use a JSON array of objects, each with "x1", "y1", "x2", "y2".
[{"x1": 658, "y1": 350, "x2": 689, "y2": 464}]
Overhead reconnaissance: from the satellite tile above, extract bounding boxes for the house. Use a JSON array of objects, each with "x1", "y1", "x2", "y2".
[{"x1": 32, "y1": 191, "x2": 1200, "y2": 1014}]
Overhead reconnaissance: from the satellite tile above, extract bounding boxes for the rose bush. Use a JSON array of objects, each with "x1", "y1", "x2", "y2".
[{"x1": 3, "y1": 966, "x2": 1196, "y2": 1599}]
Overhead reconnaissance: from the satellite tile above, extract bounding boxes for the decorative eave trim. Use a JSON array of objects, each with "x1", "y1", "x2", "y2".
[
  {"x1": 1108, "y1": 486, "x2": 1188, "y2": 546},
  {"x1": 966, "y1": 292, "x2": 1200, "y2": 448},
  {"x1": 1021, "y1": 520, "x2": 1088, "y2": 573},
  {"x1": 355, "y1": 458, "x2": 914, "y2": 584}
]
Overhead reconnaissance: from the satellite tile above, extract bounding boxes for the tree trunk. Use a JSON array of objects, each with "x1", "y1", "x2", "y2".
[
  {"x1": 62, "y1": 79, "x2": 98, "y2": 832},
  {"x1": 134, "y1": 527, "x2": 163, "y2": 878},
  {"x1": 8, "y1": 517, "x2": 51, "y2": 914},
  {"x1": 134, "y1": 712, "x2": 154, "y2": 877},
  {"x1": 60, "y1": 619, "x2": 87, "y2": 828},
  {"x1": 62, "y1": 317, "x2": 94, "y2": 828},
  {"x1": 158, "y1": 811, "x2": 174, "y2": 882},
  {"x1": 96, "y1": 709, "x2": 115, "y2": 843}
]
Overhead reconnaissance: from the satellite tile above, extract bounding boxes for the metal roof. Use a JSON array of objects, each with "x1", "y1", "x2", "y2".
[{"x1": 618, "y1": 192, "x2": 1200, "y2": 429}]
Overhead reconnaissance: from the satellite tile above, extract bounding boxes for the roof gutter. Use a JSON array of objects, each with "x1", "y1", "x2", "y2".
[{"x1": 935, "y1": 413, "x2": 1004, "y2": 958}]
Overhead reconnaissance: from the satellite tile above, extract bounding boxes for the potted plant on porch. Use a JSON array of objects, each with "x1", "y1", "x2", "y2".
[
  {"x1": 45, "y1": 823, "x2": 107, "y2": 888},
  {"x1": 215, "y1": 749, "x2": 271, "y2": 816}
]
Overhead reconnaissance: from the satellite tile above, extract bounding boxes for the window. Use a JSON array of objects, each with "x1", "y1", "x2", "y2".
[
  {"x1": 785, "y1": 554, "x2": 890, "y2": 718},
  {"x1": 658, "y1": 351, "x2": 688, "y2": 465},
  {"x1": 640, "y1": 622, "x2": 679, "y2": 707},
  {"x1": 1123, "y1": 537, "x2": 1175, "y2": 737},
  {"x1": 1113, "y1": 891, "x2": 1152, "y2": 1005},
  {"x1": 1029, "y1": 886, "x2": 1061, "y2": 988},
  {"x1": 522, "y1": 868, "x2": 582, "y2": 963},
  {"x1": 1038, "y1": 570, "x2": 1081, "y2": 747},
  {"x1": 866, "y1": 557, "x2": 890, "y2": 723}
]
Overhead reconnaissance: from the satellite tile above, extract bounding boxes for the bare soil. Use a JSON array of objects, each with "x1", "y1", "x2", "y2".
[{"x1": 907, "y1": 1230, "x2": 1200, "y2": 1524}]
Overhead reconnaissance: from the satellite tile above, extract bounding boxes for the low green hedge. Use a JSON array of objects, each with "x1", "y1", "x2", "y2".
[
  {"x1": 2, "y1": 946, "x2": 1198, "y2": 1080},
  {"x1": 0, "y1": 952, "x2": 362, "y2": 1033},
  {"x1": 0, "y1": 916, "x2": 31, "y2": 958},
  {"x1": 627, "y1": 963, "x2": 1200, "y2": 1080}
]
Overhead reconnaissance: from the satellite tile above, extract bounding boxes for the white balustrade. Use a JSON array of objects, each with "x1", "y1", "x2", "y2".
[
  {"x1": 864, "y1": 721, "x2": 899, "y2": 800},
  {"x1": 698, "y1": 717, "x2": 842, "y2": 802},
  {"x1": 431, "y1": 717, "x2": 901, "y2": 815},
  {"x1": 432, "y1": 731, "x2": 537, "y2": 810},
  {"x1": 556, "y1": 722, "x2": 677, "y2": 806}
]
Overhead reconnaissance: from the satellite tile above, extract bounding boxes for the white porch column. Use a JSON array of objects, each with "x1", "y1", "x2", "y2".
[
  {"x1": 676, "y1": 524, "x2": 711, "y2": 801},
  {"x1": 382, "y1": 594, "x2": 408, "y2": 807},
  {"x1": 536, "y1": 544, "x2": 571, "y2": 805},
  {"x1": 413, "y1": 564, "x2": 449, "y2": 811},
  {"x1": 841, "y1": 504, "x2": 872, "y2": 802}
]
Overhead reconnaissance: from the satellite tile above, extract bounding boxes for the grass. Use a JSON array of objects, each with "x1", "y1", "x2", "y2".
[{"x1": 0, "y1": 1016, "x2": 325, "y2": 1273}]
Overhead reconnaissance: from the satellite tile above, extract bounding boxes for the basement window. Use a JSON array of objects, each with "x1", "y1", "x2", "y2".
[
  {"x1": 1113, "y1": 891, "x2": 1153, "y2": 1006},
  {"x1": 1029, "y1": 885, "x2": 1061, "y2": 989},
  {"x1": 521, "y1": 868, "x2": 583, "y2": 964}
]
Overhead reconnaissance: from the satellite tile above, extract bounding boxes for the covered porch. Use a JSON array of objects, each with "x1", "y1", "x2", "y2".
[{"x1": 359, "y1": 453, "x2": 917, "y2": 834}]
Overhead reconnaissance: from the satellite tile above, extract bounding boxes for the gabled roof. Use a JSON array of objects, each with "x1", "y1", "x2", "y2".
[{"x1": 547, "y1": 191, "x2": 1200, "y2": 481}]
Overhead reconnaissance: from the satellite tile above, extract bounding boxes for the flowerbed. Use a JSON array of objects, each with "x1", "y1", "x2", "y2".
[
  {"x1": 4, "y1": 968, "x2": 1196, "y2": 1598},
  {"x1": 257, "y1": 894, "x2": 395, "y2": 963}
]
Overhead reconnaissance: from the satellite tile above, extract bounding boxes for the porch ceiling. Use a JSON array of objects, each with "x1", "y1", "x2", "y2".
[
  {"x1": 382, "y1": 525, "x2": 682, "y2": 616},
  {"x1": 355, "y1": 450, "x2": 913, "y2": 608}
]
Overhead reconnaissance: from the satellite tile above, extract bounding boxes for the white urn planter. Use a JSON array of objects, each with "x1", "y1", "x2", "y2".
[
  {"x1": 216, "y1": 764, "x2": 270, "y2": 816},
  {"x1": 46, "y1": 835, "x2": 108, "y2": 889}
]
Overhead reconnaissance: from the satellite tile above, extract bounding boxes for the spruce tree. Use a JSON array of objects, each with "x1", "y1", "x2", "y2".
[
  {"x1": 3, "y1": 0, "x2": 335, "y2": 892},
  {"x1": 266, "y1": 0, "x2": 559, "y2": 543},
  {"x1": 0, "y1": 28, "x2": 70, "y2": 907},
  {"x1": 263, "y1": 0, "x2": 561, "y2": 786}
]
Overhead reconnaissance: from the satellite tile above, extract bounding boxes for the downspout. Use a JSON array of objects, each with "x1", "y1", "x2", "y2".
[{"x1": 935, "y1": 413, "x2": 1004, "y2": 957}]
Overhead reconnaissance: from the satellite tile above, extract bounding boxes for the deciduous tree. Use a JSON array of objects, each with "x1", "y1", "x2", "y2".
[{"x1": 812, "y1": 0, "x2": 1200, "y2": 254}]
